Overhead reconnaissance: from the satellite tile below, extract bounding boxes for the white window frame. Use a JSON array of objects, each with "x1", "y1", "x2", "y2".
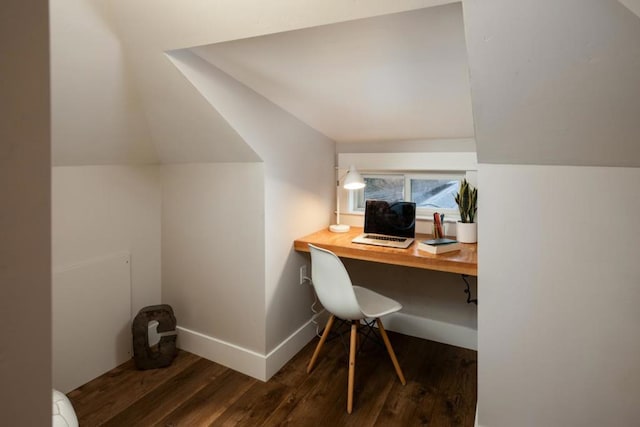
[
  {"x1": 337, "y1": 149, "x2": 478, "y2": 226},
  {"x1": 350, "y1": 171, "x2": 465, "y2": 220}
]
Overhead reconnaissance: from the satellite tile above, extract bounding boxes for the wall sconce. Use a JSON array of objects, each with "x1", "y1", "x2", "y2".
[{"x1": 329, "y1": 165, "x2": 365, "y2": 233}]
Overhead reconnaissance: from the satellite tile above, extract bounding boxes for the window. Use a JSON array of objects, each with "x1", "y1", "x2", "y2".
[
  {"x1": 352, "y1": 172, "x2": 464, "y2": 219},
  {"x1": 356, "y1": 174, "x2": 405, "y2": 205}
]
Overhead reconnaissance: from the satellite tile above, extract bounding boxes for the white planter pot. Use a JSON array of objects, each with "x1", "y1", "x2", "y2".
[{"x1": 457, "y1": 222, "x2": 477, "y2": 243}]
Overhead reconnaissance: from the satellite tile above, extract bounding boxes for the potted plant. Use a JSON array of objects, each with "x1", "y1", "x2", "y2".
[{"x1": 454, "y1": 179, "x2": 477, "y2": 243}]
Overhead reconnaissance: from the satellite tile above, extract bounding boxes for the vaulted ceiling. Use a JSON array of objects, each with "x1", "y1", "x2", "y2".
[
  {"x1": 189, "y1": 4, "x2": 474, "y2": 143},
  {"x1": 465, "y1": 0, "x2": 640, "y2": 166},
  {"x1": 52, "y1": 0, "x2": 640, "y2": 167},
  {"x1": 51, "y1": 0, "x2": 464, "y2": 166}
]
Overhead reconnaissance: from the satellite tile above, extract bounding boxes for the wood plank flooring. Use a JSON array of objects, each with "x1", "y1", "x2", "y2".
[{"x1": 68, "y1": 328, "x2": 477, "y2": 426}]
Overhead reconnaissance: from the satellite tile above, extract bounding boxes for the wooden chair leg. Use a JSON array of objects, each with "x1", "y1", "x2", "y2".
[
  {"x1": 307, "y1": 315, "x2": 335, "y2": 373},
  {"x1": 347, "y1": 320, "x2": 358, "y2": 414},
  {"x1": 376, "y1": 318, "x2": 406, "y2": 385}
]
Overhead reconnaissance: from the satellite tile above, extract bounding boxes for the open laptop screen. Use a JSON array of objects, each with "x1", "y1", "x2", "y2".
[{"x1": 363, "y1": 200, "x2": 416, "y2": 238}]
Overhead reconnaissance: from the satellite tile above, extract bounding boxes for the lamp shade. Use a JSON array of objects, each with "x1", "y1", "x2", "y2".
[
  {"x1": 329, "y1": 165, "x2": 365, "y2": 233},
  {"x1": 343, "y1": 165, "x2": 365, "y2": 190}
]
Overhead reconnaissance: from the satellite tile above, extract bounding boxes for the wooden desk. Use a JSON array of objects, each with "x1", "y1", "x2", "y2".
[{"x1": 294, "y1": 227, "x2": 477, "y2": 277}]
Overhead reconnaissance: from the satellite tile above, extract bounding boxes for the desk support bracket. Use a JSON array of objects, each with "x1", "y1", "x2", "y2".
[{"x1": 461, "y1": 274, "x2": 477, "y2": 305}]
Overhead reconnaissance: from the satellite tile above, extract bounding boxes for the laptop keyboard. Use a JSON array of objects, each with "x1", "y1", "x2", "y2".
[
  {"x1": 352, "y1": 233, "x2": 414, "y2": 249},
  {"x1": 364, "y1": 234, "x2": 407, "y2": 242}
]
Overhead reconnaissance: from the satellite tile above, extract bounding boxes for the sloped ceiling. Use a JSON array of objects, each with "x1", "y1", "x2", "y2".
[
  {"x1": 619, "y1": 0, "x2": 640, "y2": 17},
  {"x1": 54, "y1": 0, "x2": 468, "y2": 165},
  {"x1": 107, "y1": 0, "x2": 458, "y2": 164},
  {"x1": 50, "y1": 0, "x2": 157, "y2": 166},
  {"x1": 465, "y1": 0, "x2": 640, "y2": 167},
  {"x1": 191, "y1": 3, "x2": 474, "y2": 143},
  {"x1": 56, "y1": 0, "x2": 640, "y2": 167}
]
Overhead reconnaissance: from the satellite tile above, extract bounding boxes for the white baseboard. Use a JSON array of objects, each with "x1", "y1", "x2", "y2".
[
  {"x1": 475, "y1": 404, "x2": 479, "y2": 427},
  {"x1": 177, "y1": 310, "x2": 475, "y2": 382},
  {"x1": 176, "y1": 310, "x2": 329, "y2": 382},
  {"x1": 176, "y1": 326, "x2": 267, "y2": 380},
  {"x1": 265, "y1": 310, "x2": 329, "y2": 379},
  {"x1": 383, "y1": 312, "x2": 477, "y2": 351}
]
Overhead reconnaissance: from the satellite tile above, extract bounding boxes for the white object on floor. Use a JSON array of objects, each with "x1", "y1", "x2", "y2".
[{"x1": 52, "y1": 389, "x2": 78, "y2": 427}]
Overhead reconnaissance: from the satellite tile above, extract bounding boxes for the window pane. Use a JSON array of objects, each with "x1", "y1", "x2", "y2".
[
  {"x1": 410, "y1": 179, "x2": 459, "y2": 209},
  {"x1": 355, "y1": 176, "x2": 404, "y2": 209}
]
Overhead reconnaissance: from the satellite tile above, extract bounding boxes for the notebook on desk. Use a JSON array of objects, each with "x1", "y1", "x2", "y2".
[{"x1": 352, "y1": 200, "x2": 416, "y2": 249}]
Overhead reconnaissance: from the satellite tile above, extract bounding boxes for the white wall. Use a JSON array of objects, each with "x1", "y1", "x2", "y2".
[
  {"x1": 52, "y1": 166, "x2": 162, "y2": 315},
  {"x1": 167, "y1": 51, "x2": 335, "y2": 360},
  {"x1": 51, "y1": 166, "x2": 161, "y2": 390},
  {"x1": 161, "y1": 163, "x2": 266, "y2": 352},
  {"x1": 478, "y1": 164, "x2": 640, "y2": 427},
  {"x1": 464, "y1": 0, "x2": 640, "y2": 167},
  {"x1": 337, "y1": 138, "x2": 476, "y2": 153},
  {"x1": 48, "y1": 0, "x2": 165, "y2": 394},
  {"x1": 53, "y1": 252, "x2": 132, "y2": 393},
  {"x1": 0, "y1": 0, "x2": 51, "y2": 424},
  {"x1": 619, "y1": 0, "x2": 640, "y2": 17},
  {"x1": 345, "y1": 259, "x2": 477, "y2": 349},
  {"x1": 50, "y1": 0, "x2": 156, "y2": 165},
  {"x1": 462, "y1": 1, "x2": 640, "y2": 425}
]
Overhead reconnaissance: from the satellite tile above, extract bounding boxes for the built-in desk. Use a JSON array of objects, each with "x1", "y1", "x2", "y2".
[{"x1": 294, "y1": 227, "x2": 477, "y2": 277}]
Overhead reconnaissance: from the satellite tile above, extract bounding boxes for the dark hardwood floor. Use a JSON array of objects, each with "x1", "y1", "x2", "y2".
[{"x1": 68, "y1": 327, "x2": 477, "y2": 426}]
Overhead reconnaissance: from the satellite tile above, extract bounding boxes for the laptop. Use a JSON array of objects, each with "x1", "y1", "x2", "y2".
[{"x1": 352, "y1": 200, "x2": 416, "y2": 249}]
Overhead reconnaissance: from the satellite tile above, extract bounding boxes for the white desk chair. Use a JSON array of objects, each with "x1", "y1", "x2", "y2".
[{"x1": 306, "y1": 244, "x2": 406, "y2": 413}]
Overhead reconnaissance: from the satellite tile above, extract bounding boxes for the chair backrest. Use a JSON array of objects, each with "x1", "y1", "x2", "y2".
[{"x1": 308, "y1": 244, "x2": 363, "y2": 320}]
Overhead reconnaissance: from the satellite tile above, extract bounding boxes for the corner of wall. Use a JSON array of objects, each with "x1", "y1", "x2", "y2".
[{"x1": 176, "y1": 310, "x2": 328, "y2": 381}]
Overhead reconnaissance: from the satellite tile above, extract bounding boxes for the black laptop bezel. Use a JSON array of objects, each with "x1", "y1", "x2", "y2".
[{"x1": 363, "y1": 200, "x2": 416, "y2": 238}]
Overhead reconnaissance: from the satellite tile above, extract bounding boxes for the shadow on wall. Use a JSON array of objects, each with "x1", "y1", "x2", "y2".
[{"x1": 343, "y1": 258, "x2": 477, "y2": 329}]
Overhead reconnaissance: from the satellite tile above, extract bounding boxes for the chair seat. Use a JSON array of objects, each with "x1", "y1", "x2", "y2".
[
  {"x1": 353, "y1": 286, "x2": 402, "y2": 318},
  {"x1": 307, "y1": 244, "x2": 406, "y2": 413}
]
